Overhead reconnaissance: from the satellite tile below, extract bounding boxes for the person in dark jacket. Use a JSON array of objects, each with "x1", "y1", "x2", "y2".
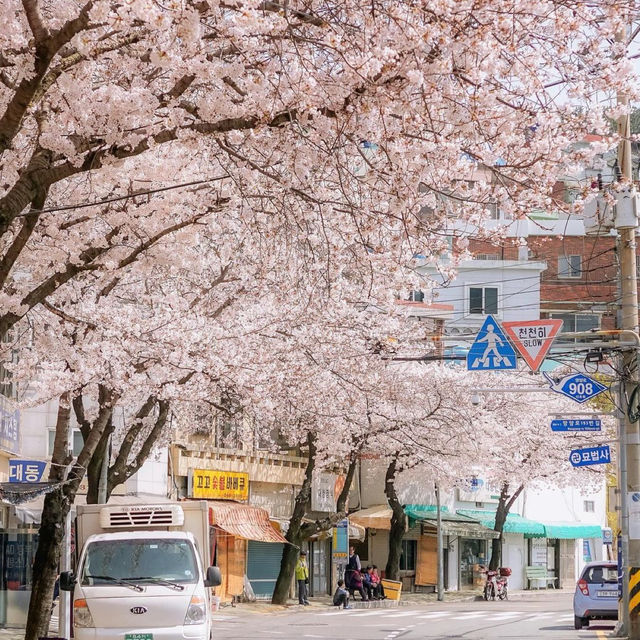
[{"x1": 345, "y1": 545, "x2": 361, "y2": 590}]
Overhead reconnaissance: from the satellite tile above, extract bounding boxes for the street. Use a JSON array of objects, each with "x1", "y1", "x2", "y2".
[{"x1": 211, "y1": 595, "x2": 614, "y2": 640}]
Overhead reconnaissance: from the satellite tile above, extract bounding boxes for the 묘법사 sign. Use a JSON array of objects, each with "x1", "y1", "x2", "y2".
[{"x1": 569, "y1": 445, "x2": 611, "y2": 467}]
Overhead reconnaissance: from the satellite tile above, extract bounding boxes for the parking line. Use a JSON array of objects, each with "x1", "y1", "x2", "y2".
[{"x1": 596, "y1": 632, "x2": 607, "y2": 640}]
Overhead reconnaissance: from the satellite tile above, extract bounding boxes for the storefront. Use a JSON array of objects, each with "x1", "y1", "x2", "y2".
[
  {"x1": 538, "y1": 522, "x2": 603, "y2": 589},
  {"x1": 405, "y1": 506, "x2": 499, "y2": 591},
  {"x1": 208, "y1": 500, "x2": 288, "y2": 602}
]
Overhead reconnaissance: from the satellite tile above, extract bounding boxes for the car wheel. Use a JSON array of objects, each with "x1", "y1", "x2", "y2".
[{"x1": 574, "y1": 615, "x2": 588, "y2": 630}]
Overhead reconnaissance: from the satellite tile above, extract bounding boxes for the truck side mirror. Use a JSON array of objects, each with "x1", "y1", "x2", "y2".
[
  {"x1": 205, "y1": 566, "x2": 221, "y2": 587},
  {"x1": 59, "y1": 571, "x2": 76, "y2": 591}
]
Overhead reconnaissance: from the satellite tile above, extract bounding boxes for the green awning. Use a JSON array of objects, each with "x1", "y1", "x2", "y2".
[
  {"x1": 404, "y1": 504, "x2": 449, "y2": 526},
  {"x1": 542, "y1": 522, "x2": 603, "y2": 539},
  {"x1": 404, "y1": 505, "x2": 499, "y2": 539},
  {"x1": 457, "y1": 509, "x2": 546, "y2": 538}
]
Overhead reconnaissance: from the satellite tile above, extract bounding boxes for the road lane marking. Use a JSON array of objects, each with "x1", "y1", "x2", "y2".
[
  {"x1": 450, "y1": 612, "x2": 489, "y2": 619},
  {"x1": 597, "y1": 632, "x2": 607, "y2": 640},
  {"x1": 385, "y1": 611, "x2": 418, "y2": 618},
  {"x1": 417, "y1": 612, "x2": 450, "y2": 618}
]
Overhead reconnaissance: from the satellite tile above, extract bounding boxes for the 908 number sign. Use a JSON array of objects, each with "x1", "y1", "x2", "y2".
[{"x1": 547, "y1": 372, "x2": 607, "y2": 404}]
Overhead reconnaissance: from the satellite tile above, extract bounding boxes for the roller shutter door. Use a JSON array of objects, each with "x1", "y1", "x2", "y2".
[{"x1": 247, "y1": 541, "x2": 284, "y2": 598}]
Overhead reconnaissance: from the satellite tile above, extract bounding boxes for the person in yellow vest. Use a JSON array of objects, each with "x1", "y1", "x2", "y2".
[{"x1": 295, "y1": 550, "x2": 310, "y2": 605}]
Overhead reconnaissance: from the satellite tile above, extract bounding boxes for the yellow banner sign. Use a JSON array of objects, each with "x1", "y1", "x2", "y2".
[{"x1": 191, "y1": 470, "x2": 249, "y2": 501}]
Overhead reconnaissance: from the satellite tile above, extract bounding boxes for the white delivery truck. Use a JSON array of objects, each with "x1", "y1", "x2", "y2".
[{"x1": 60, "y1": 501, "x2": 221, "y2": 640}]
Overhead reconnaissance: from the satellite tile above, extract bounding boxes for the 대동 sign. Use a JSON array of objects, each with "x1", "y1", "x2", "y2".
[
  {"x1": 189, "y1": 469, "x2": 249, "y2": 501},
  {"x1": 9, "y1": 459, "x2": 46, "y2": 483},
  {"x1": 569, "y1": 445, "x2": 611, "y2": 467}
]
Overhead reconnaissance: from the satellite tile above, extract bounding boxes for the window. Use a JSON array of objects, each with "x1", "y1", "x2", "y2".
[
  {"x1": 469, "y1": 287, "x2": 498, "y2": 315},
  {"x1": 558, "y1": 255, "x2": 582, "y2": 278},
  {"x1": 408, "y1": 290, "x2": 425, "y2": 302},
  {"x1": 582, "y1": 565, "x2": 617, "y2": 584},
  {"x1": 48, "y1": 429, "x2": 84, "y2": 457},
  {"x1": 584, "y1": 500, "x2": 595, "y2": 513},
  {"x1": 474, "y1": 254, "x2": 500, "y2": 261},
  {"x1": 399, "y1": 539, "x2": 417, "y2": 571},
  {"x1": 550, "y1": 313, "x2": 600, "y2": 338}
]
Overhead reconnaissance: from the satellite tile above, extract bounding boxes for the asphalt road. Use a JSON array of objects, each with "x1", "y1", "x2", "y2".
[{"x1": 212, "y1": 593, "x2": 615, "y2": 640}]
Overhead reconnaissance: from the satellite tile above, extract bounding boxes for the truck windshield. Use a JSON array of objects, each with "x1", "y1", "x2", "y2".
[{"x1": 81, "y1": 538, "x2": 198, "y2": 586}]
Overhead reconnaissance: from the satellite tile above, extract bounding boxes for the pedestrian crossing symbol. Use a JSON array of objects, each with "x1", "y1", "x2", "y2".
[{"x1": 467, "y1": 315, "x2": 517, "y2": 371}]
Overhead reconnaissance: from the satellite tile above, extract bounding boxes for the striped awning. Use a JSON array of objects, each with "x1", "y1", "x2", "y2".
[{"x1": 208, "y1": 501, "x2": 287, "y2": 543}]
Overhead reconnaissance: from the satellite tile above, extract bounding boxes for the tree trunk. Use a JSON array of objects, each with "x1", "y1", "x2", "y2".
[
  {"x1": 25, "y1": 394, "x2": 72, "y2": 640},
  {"x1": 489, "y1": 482, "x2": 524, "y2": 571},
  {"x1": 85, "y1": 420, "x2": 111, "y2": 504},
  {"x1": 272, "y1": 433, "x2": 316, "y2": 604},
  {"x1": 25, "y1": 389, "x2": 116, "y2": 639},
  {"x1": 384, "y1": 456, "x2": 406, "y2": 581},
  {"x1": 271, "y1": 435, "x2": 358, "y2": 604}
]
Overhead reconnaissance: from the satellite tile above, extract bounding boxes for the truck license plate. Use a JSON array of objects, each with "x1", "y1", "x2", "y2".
[{"x1": 125, "y1": 634, "x2": 153, "y2": 640}]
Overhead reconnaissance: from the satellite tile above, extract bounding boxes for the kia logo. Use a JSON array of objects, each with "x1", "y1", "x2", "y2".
[{"x1": 130, "y1": 606, "x2": 148, "y2": 615}]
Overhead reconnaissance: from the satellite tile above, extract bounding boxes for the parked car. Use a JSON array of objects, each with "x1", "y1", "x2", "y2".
[{"x1": 573, "y1": 561, "x2": 618, "y2": 629}]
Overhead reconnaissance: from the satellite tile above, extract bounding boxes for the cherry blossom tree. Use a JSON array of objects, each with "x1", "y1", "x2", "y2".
[{"x1": 0, "y1": 0, "x2": 634, "y2": 635}]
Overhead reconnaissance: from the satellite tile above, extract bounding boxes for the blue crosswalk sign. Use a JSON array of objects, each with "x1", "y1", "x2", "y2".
[{"x1": 467, "y1": 315, "x2": 517, "y2": 371}]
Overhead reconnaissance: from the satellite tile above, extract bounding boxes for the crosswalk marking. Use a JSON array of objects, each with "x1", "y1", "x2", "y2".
[{"x1": 451, "y1": 612, "x2": 490, "y2": 620}]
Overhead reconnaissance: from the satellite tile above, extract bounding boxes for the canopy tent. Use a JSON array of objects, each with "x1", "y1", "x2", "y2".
[
  {"x1": 542, "y1": 522, "x2": 603, "y2": 539},
  {"x1": 349, "y1": 505, "x2": 392, "y2": 530},
  {"x1": 457, "y1": 509, "x2": 546, "y2": 538},
  {"x1": 208, "y1": 500, "x2": 287, "y2": 543}
]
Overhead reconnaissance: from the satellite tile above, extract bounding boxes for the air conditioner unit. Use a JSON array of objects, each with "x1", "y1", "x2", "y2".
[{"x1": 99, "y1": 504, "x2": 184, "y2": 529}]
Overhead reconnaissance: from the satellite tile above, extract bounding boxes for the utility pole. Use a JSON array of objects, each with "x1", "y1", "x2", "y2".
[
  {"x1": 435, "y1": 482, "x2": 444, "y2": 601},
  {"x1": 616, "y1": 25, "x2": 640, "y2": 635}
]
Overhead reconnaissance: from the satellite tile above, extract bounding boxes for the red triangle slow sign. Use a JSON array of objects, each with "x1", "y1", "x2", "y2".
[{"x1": 501, "y1": 319, "x2": 563, "y2": 372}]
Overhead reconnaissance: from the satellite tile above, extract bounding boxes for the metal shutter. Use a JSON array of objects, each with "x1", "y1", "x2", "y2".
[{"x1": 247, "y1": 541, "x2": 284, "y2": 599}]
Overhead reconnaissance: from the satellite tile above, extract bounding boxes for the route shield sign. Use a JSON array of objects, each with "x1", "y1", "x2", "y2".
[
  {"x1": 545, "y1": 372, "x2": 607, "y2": 404},
  {"x1": 467, "y1": 315, "x2": 517, "y2": 371},
  {"x1": 569, "y1": 445, "x2": 611, "y2": 467},
  {"x1": 502, "y1": 319, "x2": 563, "y2": 372},
  {"x1": 551, "y1": 418, "x2": 602, "y2": 432}
]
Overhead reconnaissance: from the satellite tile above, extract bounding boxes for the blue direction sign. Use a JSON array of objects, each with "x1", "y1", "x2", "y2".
[
  {"x1": 467, "y1": 315, "x2": 517, "y2": 371},
  {"x1": 544, "y1": 372, "x2": 607, "y2": 404},
  {"x1": 569, "y1": 445, "x2": 611, "y2": 467},
  {"x1": 551, "y1": 418, "x2": 602, "y2": 432}
]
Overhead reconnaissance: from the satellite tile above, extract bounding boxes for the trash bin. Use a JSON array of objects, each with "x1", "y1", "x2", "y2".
[{"x1": 381, "y1": 579, "x2": 402, "y2": 601}]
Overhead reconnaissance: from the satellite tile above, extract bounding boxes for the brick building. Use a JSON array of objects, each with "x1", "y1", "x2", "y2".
[{"x1": 468, "y1": 223, "x2": 633, "y2": 335}]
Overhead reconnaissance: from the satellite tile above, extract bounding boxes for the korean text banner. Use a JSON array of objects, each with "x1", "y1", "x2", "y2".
[{"x1": 191, "y1": 469, "x2": 249, "y2": 500}]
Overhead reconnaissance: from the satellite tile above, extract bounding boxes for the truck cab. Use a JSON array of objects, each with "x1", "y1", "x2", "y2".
[{"x1": 61, "y1": 502, "x2": 221, "y2": 640}]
